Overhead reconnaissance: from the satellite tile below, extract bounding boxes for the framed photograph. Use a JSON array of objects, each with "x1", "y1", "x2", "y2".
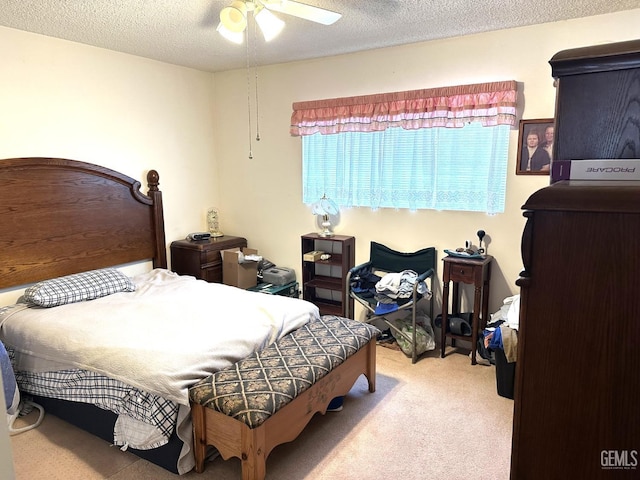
[{"x1": 516, "y1": 118, "x2": 555, "y2": 175}]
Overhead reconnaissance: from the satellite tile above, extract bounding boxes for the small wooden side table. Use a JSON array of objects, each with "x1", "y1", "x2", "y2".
[
  {"x1": 440, "y1": 255, "x2": 493, "y2": 365},
  {"x1": 170, "y1": 235, "x2": 247, "y2": 283}
]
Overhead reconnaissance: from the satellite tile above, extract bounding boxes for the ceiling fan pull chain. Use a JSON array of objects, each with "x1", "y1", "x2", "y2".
[
  {"x1": 254, "y1": 22, "x2": 261, "y2": 142},
  {"x1": 245, "y1": 27, "x2": 253, "y2": 159}
]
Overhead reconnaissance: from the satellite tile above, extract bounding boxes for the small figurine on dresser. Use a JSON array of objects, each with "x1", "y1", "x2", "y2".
[{"x1": 207, "y1": 207, "x2": 224, "y2": 237}]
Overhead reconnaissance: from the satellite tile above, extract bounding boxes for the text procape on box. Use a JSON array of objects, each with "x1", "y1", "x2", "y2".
[{"x1": 551, "y1": 159, "x2": 640, "y2": 182}]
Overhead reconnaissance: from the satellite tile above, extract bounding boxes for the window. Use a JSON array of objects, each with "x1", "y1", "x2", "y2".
[{"x1": 291, "y1": 81, "x2": 517, "y2": 214}]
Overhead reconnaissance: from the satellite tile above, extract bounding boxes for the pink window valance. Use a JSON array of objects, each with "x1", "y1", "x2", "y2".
[{"x1": 290, "y1": 80, "x2": 518, "y2": 136}]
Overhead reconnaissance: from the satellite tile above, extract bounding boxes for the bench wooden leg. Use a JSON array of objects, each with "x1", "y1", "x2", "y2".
[
  {"x1": 365, "y1": 339, "x2": 377, "y2": 393},
  {"x1": 240, "y1": 425, "x2": 267, "y2": 480}
]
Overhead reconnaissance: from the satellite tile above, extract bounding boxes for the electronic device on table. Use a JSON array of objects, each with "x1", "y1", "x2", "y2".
[{"x1": 187, "y1": 232, "x2": 211, "y2": 241}]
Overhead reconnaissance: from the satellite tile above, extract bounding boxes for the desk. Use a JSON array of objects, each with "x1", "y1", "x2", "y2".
[{"x1": 440, "y1": 255, "x2": 492, "y2": 365}]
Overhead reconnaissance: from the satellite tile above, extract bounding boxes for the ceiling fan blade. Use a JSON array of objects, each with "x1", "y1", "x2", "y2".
[{"x1": 263, "y1": 1, "x2": 341, "y2": 26}]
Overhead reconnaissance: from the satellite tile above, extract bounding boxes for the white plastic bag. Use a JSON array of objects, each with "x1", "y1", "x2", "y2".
[{"x1": 390, "y1": 314, "x2": 435, "y2": 356}]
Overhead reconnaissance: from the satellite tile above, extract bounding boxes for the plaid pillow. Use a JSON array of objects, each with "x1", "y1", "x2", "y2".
[{"x1": 23, "y1": 268, "x2": 136, "y2": 308}]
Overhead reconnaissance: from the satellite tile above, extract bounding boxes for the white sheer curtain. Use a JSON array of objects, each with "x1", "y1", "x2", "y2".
[
  {"x1": 293, "y1": 81, "x2": 517, "y2": 214},
  {"x1": 302, "y1": 123, "x2": 510, "y2": 213}
]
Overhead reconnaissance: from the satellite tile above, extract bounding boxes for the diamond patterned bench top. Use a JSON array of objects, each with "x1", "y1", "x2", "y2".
[{"x1": 189, "y1": 315, "x2": 379, "y2": 428}]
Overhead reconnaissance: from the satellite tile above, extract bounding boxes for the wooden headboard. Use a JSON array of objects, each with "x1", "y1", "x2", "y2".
[{"x1": 0, "y1": 158, "x2": 167, "y2": 289}]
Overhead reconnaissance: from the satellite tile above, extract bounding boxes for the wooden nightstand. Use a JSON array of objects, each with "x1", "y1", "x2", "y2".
[
  {"x1": 170, "y1": 235, "x2": 247, "y2": 283},
  {"x1": 440, "y1": 254, "x2": 492, "y2": 365}
]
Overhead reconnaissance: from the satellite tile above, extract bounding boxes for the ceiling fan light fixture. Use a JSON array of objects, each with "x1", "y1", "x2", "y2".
[
  {"x1": 220, "y1": 0, "x2": 248, "y2": 33},
  {"x1": 216, "y1": 22, "x2": 245, "y2": 44},
  {"x1": 254, "y1": 6, "x2": 285, "y2": 42}
]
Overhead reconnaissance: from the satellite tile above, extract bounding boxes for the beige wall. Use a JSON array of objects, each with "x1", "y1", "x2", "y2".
[
  {"x1": 1, "y1": 10, "x2": 639, "y2": 315},
  {"x1": 213, "y1": 9, "x2": 640, "y2": 316},
  {"x1": 0, "y1": 26, "x2": 219, "y2": 304},
  {"x1": 0, "y1": 8, "x2": 638, "y2": 471}
]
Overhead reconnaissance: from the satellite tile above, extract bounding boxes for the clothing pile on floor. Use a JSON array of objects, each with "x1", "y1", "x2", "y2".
[{"x1": 479, "y1": 295, "x2": 519, "y2": 366}]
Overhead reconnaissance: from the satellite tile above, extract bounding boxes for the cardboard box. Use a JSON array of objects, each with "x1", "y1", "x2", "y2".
[
  {"x1": 303, "y1": 250, "x2": 325, "y2": 262},
  {"x1": 551, "y1": 159, "x2": 640, "y2": 182},
  {"x1": 222, "y1": 247, "x2": 259, "y2": 289}
]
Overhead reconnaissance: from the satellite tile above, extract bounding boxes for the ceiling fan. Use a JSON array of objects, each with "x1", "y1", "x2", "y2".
[{"x1": 217, "y1": 0, "x2": 342, "y2": 43}]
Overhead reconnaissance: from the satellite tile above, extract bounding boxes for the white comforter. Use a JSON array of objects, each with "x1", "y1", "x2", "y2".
[{"x1": 0, "y1": 269, "x2": 319, "y2": 406}]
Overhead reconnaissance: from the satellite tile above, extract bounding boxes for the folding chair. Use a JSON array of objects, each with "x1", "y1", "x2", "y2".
[{"x1": 345, "y1": 242, "x2": 436, "y2": 363}]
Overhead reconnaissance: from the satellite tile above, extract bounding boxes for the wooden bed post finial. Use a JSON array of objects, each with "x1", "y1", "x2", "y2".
[
  {"x1": 146, "y1": 169, "x2": 167, "y2": 269},
  {"x1": 147, "y1": 169, "x2": 160, "y2": 192}
]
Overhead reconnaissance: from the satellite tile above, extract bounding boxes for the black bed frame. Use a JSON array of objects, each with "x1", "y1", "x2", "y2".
[{"x1": 30, "y1": 395, "x2": 183, "y2": 473}]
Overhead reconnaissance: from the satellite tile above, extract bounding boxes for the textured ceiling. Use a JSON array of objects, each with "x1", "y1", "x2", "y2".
[{"x1": 0, "y1": 0, "x2": 638, "y2": 73}]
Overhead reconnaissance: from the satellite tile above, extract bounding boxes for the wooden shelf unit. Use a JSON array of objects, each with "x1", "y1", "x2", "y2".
[{"x1": 301, "y1": 233, "x2": 355, "y2": 317}]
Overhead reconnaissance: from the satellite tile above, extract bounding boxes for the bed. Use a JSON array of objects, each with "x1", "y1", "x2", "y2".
[{"x1": 0, "y1": 157, "x2": 320, "y2": 474}]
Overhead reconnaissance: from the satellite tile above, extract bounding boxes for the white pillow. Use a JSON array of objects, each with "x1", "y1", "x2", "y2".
[{"x1": 23, "y1": 268, "x2": 136, "y2": 308}]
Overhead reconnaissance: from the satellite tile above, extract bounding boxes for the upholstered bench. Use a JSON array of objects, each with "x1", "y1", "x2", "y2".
[{"x1": 189, "y1": 315, "x2": 379, "y2": 479}]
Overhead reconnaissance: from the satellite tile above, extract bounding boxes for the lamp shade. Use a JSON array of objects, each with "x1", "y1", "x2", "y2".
[
  {"x1": 216, "y1": 22, "x2": 244, "y2": 44},
  {"x1": 311, "y1": 195, "x2": 339, "y2": 237},
  {"x1": 255, "y1": 6, "x2": 285, "y2": 42},
  {"x1": 220, "y1": 0, "x2": 248, "y2": 33}
]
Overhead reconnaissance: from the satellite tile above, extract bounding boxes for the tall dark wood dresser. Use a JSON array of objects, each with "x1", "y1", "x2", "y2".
[{"x1": 511, "y1": 40, "x2": 640, "y2": 479}]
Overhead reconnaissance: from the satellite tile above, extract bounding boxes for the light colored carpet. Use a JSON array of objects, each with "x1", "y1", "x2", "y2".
[{"x1": 9, "y1": 345, "x2": 513, "y2": 479}]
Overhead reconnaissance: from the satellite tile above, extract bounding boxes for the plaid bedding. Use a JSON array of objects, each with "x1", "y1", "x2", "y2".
[
  {"x1": 0, "y1": 269, "x2": 320, "y2": 473},
  {"x1": 23, "y1": 268, "x2": 136, "y2": 308},
  {"x1": 11, "y1": 348, "x2": 178, "y2": 450}
]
